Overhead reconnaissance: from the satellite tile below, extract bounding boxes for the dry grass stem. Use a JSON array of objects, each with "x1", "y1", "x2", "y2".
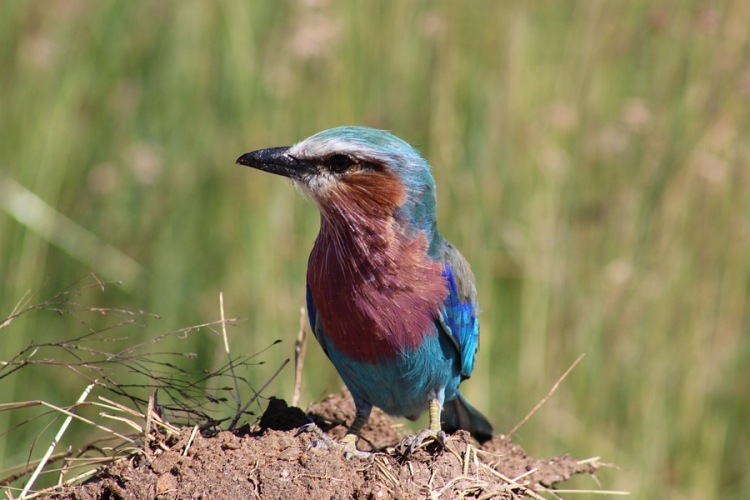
[
  {"x1": 504, "y1": 353, "x2": 585, "y2": 441},
  {"x1": 20, "y1": 382, "x2": 95, "y2": 498},
  {"x1": 538, "y1": 488, "x2": 630, "y2": 495},
  {"x1": 220, "y1": 292, "x2": 243, "y2": 421},
  {"x1": 292, "y1": 306, "x2": 308, "y2": 407},
  {"x1": 231, "y1": 357, "x2": 290, "y2": 429},
  {"x1": 1, "y1": 278, "x2": 280, "y2": 494},
  {"x1": 183, "y1": 425, "x2": 199, "y2": 457}
]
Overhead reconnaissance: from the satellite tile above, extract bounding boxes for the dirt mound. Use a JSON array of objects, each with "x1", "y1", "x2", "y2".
[{"x1": 53, "y1": 393, "x2": 599, "y2": 499}]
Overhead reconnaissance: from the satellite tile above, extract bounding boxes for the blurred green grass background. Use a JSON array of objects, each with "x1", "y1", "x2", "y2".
[{"x1": 1, "y1": 1, "x2": 749, "y2": 497}]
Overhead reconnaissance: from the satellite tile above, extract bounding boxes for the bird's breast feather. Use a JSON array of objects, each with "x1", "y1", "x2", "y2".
[{"x1": 307, "y1": 228, "x2": 448, "y2": 363}]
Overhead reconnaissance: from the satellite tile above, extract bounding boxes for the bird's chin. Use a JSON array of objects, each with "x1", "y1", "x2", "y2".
[
  {"x1": 289, "y1": 178, "x2": 327, "y2": 209},
  {"x1": 289, "y1": 178, "x2": 312, "y2": 198},
  {"x1": 293, "y1": 174, "x2": 336, "y2": 198}
]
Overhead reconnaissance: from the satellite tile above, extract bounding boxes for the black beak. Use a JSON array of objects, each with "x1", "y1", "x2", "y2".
[{"x1": 236, "y1": 146, "x2": 310, "y2": 180}]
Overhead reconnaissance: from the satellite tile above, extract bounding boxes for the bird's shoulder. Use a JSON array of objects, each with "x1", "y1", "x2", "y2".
[{"x1": 436, "y1": 240, "x2": 478, "y2": 304}]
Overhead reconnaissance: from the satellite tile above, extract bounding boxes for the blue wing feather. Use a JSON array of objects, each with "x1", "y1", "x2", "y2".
[
  {"x1": 439, "y1": 245, "x2": 480, "y2": 379},
  {"x1": 305, "y1": 283, "x2": 316, "y2": 332}
]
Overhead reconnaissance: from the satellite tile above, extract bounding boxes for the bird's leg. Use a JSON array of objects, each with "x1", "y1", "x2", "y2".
[
  {"x1": 338, "y1": 407, "x2": 370, "y2": 454},
  {"x1": 399, "y1": 399, "x2": 447, "y2": 456},
  {"x1": 428, "y1": 397, "x2": 442, "y2": 433}
]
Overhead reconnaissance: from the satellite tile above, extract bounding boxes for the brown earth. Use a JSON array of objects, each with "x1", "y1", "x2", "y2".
[{"x1": 52, "y1": 393, "x2": 600, "y2": 499}]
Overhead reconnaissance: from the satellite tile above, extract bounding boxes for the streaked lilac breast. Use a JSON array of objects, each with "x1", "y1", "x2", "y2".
[{"x1": 308, "y1": 217, "x2": 447, "y2": 363}]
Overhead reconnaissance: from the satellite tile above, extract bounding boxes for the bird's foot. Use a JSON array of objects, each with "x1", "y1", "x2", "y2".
[
  {"x1": 296, "y1": 422, "x2": 334, "y2": 448},
  {"x1": 296, "y1": 423, "x2": 371, "y2": 459},
  {"x1": 398, "y1": 428, "x2": 447, "y2": 456}
]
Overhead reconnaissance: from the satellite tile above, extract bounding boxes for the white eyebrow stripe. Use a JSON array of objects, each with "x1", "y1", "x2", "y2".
[{"x1": 288, "y1": 137, "x2": 380, "y2": 160}]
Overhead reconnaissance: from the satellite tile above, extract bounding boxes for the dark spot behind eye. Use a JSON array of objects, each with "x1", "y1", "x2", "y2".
[{"x1": 328, "y1": 154, "x2": 356, "y2": 173}]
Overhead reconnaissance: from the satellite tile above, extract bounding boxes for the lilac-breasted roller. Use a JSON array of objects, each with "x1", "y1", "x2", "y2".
[{"x1": 237, "y1": 126, "x2": 493, "y2": 454}]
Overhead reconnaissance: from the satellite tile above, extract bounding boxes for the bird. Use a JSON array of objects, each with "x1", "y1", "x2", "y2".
[{"x1": 237, "y1": 126, "x2": 493, "y2": 455}]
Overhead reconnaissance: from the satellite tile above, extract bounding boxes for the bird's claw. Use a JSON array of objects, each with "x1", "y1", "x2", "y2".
[
  {"x1": 334, "y1": 434, "x2": 372, "y2": 459},
  {"x1": 296, "y1": 422, "x2": 336, "y2": 450},
  {"x1": 398, "y1": 428, "x2": 447, "y2": 456},
  {"x1": 296, "y1": 423, "x2": 371, "y2": 459}
]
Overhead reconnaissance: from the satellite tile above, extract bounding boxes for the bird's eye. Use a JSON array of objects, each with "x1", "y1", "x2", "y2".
[{"x1": 329, "y1": 154, "x2": 356, "y2": 173}]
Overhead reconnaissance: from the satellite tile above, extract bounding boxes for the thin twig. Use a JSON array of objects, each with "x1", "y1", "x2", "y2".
[
  {"x1": 478, "y1": 463, "x2": 546, "y2": 500},
  {"x1": 35, "y1": 401, "x2": 136, "y2": 444},
  {"x1": 220, "y1": 292, "x2": 242, "y2": 421},
  {"x1": 99, "y1": 413, "x2": 143, "y2": 433},
  {"x1": 183, "y1": 425, "x2": 199, "y2": 457},
  {"x1": 2, "y1": 277, "x2": 286, "y2": 494},
  {"x1": 504, "y1": 353, "x2": 585, "y2": 441},
  {"x1": 0, "y1": 451, "x2": 70, "y2": 487},
  {"x1": 538, "y1": 488, "x2": 630, "y2": 495},
  {"x1": 16, "y1": 467, "x2": 100, "y2": 500},
  {"x1": 292, "y1": 307, "x2": 308, "y2": 407},
  {"x1": 230, "y1": 358, "x2": 290, "y2": 430},
  {"x1": 511, "y1": 467, "x2": 537, "y2": 483},
  {"x1": 0, "y1": 289, "x2": 33, "y2": 331},
  {"x1": 20, "y1": 382, "x2": 96, "y2": 498},
  {"x1": 144, "y1": 393, "x2": 154, "y2": 455}
]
